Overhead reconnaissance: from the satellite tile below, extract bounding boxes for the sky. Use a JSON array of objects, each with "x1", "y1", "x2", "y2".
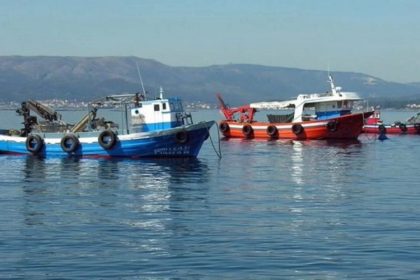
[{"x1": 1, "y1": 0, "x2": 420, "y2": 83}]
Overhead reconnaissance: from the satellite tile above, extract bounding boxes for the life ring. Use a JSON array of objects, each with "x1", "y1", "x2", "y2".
[
  {"x1": 399, "y1": 123, "x2": 408, "y2": 133},
  {"x1": 98, "y1": 130, "x2": 117, "y2": 150},
  {"x1": 266, "y1": 125, "x2": 278, "y2": 138},
  {"x1": 60, "y1": 134, "x2": 80, "y2": 153},
  {"x1": 378, "y1": 124, "x2": 387, "y2": 134},
  {"x1": 327, "y1": 120, "x2": 338, "y2": 132},
  {"x1": 242, "y1": 124, "x2": 253, "y2": 138},
  {"x1": 219, "y1": 122, "x2": 230, "y2": 133},
  {"x1": 175, "y1": 130, "x2": 189, "y2": 144},
  {"x1": 291, "y1": 124, "x2": 304, "y2": 135},
  {"x1": 26, "y1": 134, "x2": 44, "y2": 154}
]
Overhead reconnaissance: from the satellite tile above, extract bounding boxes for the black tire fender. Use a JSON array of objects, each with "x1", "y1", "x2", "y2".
[
  {"x1": 61, "y1": 134, "x2": 80, "y2": 153},
  {"x1": 378, "y1": 124, "x2": 387, "y2": 134},
  {"x1": 399, "y1": 123, "x2": 408, "y2": 133},
  {"x1": 175, "y1": 130, "x2": 189, "y2": 144},
  {"x1": 266, "y1": 125, "x2": 278, "y2": 138},
  {"x1": 415, "y1": 123, "x2": 420, "y2": 133},
  {"x1": 98, "y1": 130, "x2": 117, "y2": 150},
  {"x1": 291, "y1": 124, "x2": 304, "y2": 135},
  {"x1": 327, "y1": 120, "x2": 338, "y2": 132},
  {"x1": 219, "y1": 122, "x2": 230, "y2": 133},
  {"x1": 26, "y1": 134, "x2": 44, "y2": 154},
  {"x1": 242, "y1": 124, "x2": 253, "y2": 138}
]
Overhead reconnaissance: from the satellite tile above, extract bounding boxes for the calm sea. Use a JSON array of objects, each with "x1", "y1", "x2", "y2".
[{"x1": 1, "y1": 109, "x2": 420, "y2": 279}]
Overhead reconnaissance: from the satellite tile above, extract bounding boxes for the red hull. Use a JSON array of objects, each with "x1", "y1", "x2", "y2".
[
  {"x1": 219, "y1": 112, "x2": 372, "y2": 140},
  {"x1": 363, "y1": 124, "x2": 420, "y2": 135}
]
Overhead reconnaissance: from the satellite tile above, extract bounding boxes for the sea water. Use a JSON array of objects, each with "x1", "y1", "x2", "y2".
[{"x1": 1, "y1": 109, "x2": 420, "y2": 279}]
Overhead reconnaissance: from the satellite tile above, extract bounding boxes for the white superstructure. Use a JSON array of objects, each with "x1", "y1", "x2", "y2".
[{"x1": 250, "y1": 75, "x2": 362, "y2": 122}]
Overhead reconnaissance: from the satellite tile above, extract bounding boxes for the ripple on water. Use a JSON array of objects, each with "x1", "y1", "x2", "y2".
[{"x1": 1, "y1": 127, "x2": 420, "y2": 278}]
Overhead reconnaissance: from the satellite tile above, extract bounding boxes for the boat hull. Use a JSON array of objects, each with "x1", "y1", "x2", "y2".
[
  {"x1": 363, "y1": 124, "x2": 420, "y2": 135},
  {"x1": 0, "y1": 121, "x2": 214, "y2": 158},
  {"x1": 219, "y1": 112, "x2": 372, "y2": 140}
]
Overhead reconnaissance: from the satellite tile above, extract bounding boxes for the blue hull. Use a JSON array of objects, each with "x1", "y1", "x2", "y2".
[{"x1": 0, "y1": 121, "x2": 214, "y2": 158}]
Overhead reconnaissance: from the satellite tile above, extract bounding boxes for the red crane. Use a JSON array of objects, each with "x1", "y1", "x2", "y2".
[{"x1": 216, "y1": 94, "x2": 256, "y2": 123}]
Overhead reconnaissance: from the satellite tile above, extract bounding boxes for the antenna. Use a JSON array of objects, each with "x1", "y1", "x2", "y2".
[
  {"x1": 135, "y1": 61, "x2": 146, "y2": 98},
  {"x1": 328, "y1": 72, "x2": 337, "y2": 95}
]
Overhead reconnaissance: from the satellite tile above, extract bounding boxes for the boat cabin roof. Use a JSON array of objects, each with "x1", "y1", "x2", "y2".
[
  {"x1": 90, "y1": 92, "x2": 183, "y2": 110},
  {"x1": 250, "y1": 91, "x2": 361, "y2": 110},
  {"x1": 250, "y1": 75, "x2": 362, "y2": 110}
]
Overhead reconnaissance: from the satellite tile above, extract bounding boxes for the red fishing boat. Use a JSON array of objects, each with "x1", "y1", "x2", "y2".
[
  {"x1": 218, "y1": 75, "x2": 373, "y2": 140},
  {"x1": 363, "y1": 110, "x2": 420, "y2": 135}
]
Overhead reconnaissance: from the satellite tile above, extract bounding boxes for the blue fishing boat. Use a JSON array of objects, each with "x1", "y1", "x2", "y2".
[{"x1": 0, "y1": 89, "x2": 214, "y2": 158}]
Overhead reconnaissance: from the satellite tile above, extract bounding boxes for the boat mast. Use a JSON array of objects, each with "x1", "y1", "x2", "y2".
[{"x1": 136, "y1": 61, "x2": 147, "y2": 99}]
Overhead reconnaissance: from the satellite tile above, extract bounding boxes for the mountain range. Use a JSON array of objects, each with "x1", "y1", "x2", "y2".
[{"x1": 1, "y1": 56, "x2": 419, "y2": 106}]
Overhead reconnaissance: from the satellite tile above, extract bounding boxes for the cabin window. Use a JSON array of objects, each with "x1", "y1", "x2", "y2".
[
  {"x1": 337, "y1": 101, "x2": 342, "y2": 108},
  {"x1": 134, "y1": 109, "x2": 139, "y2": 115},
  {"x1": 163, "y1": 103, "x2": 167, "y2": 110},
  {"x1": 343, "y1": 101, "x2": 348, "y2": 108},
  {"x1": 154, "y1": 104, "x2": 160, "y2": 111}
]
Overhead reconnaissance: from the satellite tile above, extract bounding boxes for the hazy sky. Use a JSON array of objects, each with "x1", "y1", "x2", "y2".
[{"x1": 1, "y1": 0, "x2": 420, "y2": 82}]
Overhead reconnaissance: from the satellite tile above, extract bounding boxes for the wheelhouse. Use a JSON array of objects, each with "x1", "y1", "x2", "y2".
[{"x1": 130, "y1": 89, "x2": 192, "y2": 133}]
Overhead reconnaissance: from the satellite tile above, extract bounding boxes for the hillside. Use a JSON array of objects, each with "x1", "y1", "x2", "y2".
[{"x1": 1, "y1": 56, "x2": 419, "y2": 106}]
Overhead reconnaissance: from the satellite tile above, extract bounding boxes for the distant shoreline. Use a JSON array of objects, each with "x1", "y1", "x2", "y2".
[{"x1": 0, "y1": 107, "x2": 418, "y2": 112}]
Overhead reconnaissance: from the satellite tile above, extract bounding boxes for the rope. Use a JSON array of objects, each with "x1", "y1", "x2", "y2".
[{"x1": 207, "y1": 121, "x2": 222, "y2": 159}]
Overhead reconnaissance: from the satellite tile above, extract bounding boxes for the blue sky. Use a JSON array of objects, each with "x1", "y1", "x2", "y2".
[{"x1": 1, "y1": 0, "x2": 419, "y2": 82}]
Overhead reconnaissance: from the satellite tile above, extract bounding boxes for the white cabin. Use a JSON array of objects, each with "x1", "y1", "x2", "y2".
[
  {"x1": 130, "y1": 89, "x2": 191, "y2": 132},
  {"x1": 250, "y1": 75, "x2": 362, "y2": 122}
]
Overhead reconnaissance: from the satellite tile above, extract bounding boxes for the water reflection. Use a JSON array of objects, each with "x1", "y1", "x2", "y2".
[
  {"x1": 288, "y1": 139, "x2": 364, "y2": 187},
  {"x1": 6, "y1": 155, "x2": 214, "y2": 274},
  {"x1": 290, "y1": 141, "x2": 305, "y2": 185},
  {"x1": 23, "y1": 156, "x2": 48, "y2": 183},
  {"x1": 20, "y1": 156, "x2": 210, "y2": 189},
  {"x1": 218, "y1": 137, "x2": 370, "y2": 234},
  {"x1": 19, "y1": 156, "x2": 211, "y2": 209},
  {"x1": 17, "y1": 155, "x2": 211, "y2": 258},
  {"x1": 3, "y1": 112, "x2": 420, "y2": 278}
]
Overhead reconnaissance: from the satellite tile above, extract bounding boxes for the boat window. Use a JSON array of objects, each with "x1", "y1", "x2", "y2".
[
  {"x1": 163, "y1": 103, "x2": 167, "y2": 110},
  {"x1": 337, "y1": 101, "x2": 342, "y2": 108},
  {"x1": 154, "y1": 104, "x2": 160, "y2": 111}
]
